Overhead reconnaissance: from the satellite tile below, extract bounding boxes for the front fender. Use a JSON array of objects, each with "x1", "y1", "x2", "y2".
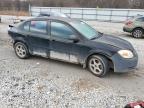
[{"x1": 82, "y1": 49, "x2": 113, "y2": 68}]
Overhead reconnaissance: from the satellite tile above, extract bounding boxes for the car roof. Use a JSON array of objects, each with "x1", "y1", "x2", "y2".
[
  {"x1": 38, "y1": 11, "x2": 68, "y2": 17},
  {"x1": 136, "y1": 16, "x2": 144, "y2": 19},
  {"x1": 25, "y1": 17, "x2": 78, "y2": 23},
  {"x1": 39, "y1": 11, "x2": 66, "y2": 15}
]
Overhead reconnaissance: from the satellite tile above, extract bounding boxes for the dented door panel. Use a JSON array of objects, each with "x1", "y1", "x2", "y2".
[
  {"x1": 28, "y1": 34, "x2": 50, "y2": 57},
  {"x1": 27, "y1": 20, "x2": 50, "y2": 57},
  {"x1": 50, "y1": 51, "x2": 69, "y2": 61},
  {"x1": 50, "y1": 21, "x2": 80, "y2": 63},
  {"x1": 50, "y1": 38, "x2": 73, "y2": 62},
  {"x1": 70, "y1": 42, "x2": 92, "y2": 64}
]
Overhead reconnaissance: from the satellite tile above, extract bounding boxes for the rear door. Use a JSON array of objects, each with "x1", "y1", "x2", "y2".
[{"x1": 26, "y1": 20, "x2": 50, "y2": 57}]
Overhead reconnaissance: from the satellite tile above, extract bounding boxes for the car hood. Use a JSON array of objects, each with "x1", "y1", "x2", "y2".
[{"x1": 93, "y1": 34, "x2": 133, "y2": 50}]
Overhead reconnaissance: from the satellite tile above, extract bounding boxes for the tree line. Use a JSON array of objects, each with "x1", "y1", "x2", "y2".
[{"x1": 0, "y1": 0, "x2": 143, "y2": 11}]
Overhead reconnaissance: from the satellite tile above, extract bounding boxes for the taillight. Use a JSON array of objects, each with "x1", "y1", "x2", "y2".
[{"x1": 125, "y1": 21, "x2": 133, "y2": 25}]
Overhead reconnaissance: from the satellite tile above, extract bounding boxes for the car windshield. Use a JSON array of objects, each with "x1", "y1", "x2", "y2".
[{"x1": 70, "y1": 21, "x2": 100, "y2": 39}]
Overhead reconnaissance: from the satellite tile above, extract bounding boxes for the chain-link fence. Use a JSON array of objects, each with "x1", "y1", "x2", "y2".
[{"x1": 30, "y1": 7, "x2": 144, "y2": 22}]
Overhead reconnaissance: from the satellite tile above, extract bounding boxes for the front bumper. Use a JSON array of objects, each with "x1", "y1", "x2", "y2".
[
  {"x1": 123, "y1": 26, "x2": 133, "y2": 33},
  {"x1": 111, "y1": 52, "x2": 138, "y2": 73}
]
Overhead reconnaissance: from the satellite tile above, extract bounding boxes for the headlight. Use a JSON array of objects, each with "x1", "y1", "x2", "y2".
[{"x1": 118, "y1": 50, "x2": 134, "y2": 58}]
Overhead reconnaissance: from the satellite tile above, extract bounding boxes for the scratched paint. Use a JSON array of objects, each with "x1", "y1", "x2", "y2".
[
  {"x1": 50, "y1": 51, "x2": 69, "y2": 61},
  {"x1": 70, "y1": 55, "x2": 78, "y2": 63},
  {"x1": 33, "y1": 51, "x2": 47, "y2": 57}
]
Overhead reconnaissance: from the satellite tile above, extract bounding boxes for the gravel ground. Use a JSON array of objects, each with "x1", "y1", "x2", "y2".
[{"x1": 0, "y1": 20, "x2": 144, "y2": 108}]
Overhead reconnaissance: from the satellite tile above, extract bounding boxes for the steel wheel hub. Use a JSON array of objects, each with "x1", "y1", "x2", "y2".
[{"x1": 134, "y1": 30, "x2": 142, "y2": 38}]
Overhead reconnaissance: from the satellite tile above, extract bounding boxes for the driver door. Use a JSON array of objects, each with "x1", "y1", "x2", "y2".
[{"x1": 50, "y1": 21, "x2": 79, "y2": 63}]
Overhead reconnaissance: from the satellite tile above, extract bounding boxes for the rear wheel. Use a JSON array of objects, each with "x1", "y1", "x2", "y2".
[
  {"x1": 14, "y1": 42, "x2": 29, "y2": 59},
  {"x1": 132, "y1": 28, "x2": 143, "y2": 38},
  {"x1": 88, "y1": 55, "x2": 109, "y2": 77}
]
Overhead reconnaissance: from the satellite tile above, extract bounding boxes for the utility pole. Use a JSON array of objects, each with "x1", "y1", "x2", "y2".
[{"x1": 28, "y1": 0, "x2": 31, "y2": 16}]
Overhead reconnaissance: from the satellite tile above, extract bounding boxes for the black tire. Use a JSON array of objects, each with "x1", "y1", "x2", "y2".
[
  {"x1": 14, "y1": 42, "x2": 29, "y2": 59},
  {"x1": 88, "y1": 55, "x2": 109, "y2": 77},
  {"x1": 132, "y1": 28, "x2": 143, "y2": 38}
]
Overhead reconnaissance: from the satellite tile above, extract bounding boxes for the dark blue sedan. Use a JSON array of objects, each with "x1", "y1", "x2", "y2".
[{"x1": 8, "y1": 17, "x2": 138, "y2": 77}]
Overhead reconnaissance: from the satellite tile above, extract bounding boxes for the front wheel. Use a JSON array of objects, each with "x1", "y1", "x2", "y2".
[
  {"x1": 14, "y1": 42, "x2": 29, "y2": 59},
  {"x1": 132, "y1": 28, "x2": 143, "y2": 38},
  {"x1": 88, "y1": 55, "x2": 109, "y2": 77}
]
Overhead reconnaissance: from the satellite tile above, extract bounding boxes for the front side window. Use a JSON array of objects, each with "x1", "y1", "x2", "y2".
[
  {"x1": 136, "y1": 17, "x2": 144, "y2": 22},
  {"x1": 70, "y1": 21, "x2": 99, "y2": 39},
  {"x1": 51, "y1": 22, "x2": 75, "y2": 39},
  {"x1": 30, "y1": 21, "x2": 47, "y2": 34}
]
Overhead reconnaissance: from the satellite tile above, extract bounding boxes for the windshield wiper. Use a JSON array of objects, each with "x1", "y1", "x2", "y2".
[
  {"x1": 98, "y1": 32, "x2": 103, "y2": 36},
  {"x1": 90, "y1": 32, "x2": 103, "y2": 40},
  {"x1": 90, "y1": 36, "x2": 98, "y2": 40}
]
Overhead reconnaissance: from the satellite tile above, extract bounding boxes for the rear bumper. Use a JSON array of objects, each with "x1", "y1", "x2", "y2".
[{"x1": 111, "y1": 53, "x2": 138, "y2": 73}]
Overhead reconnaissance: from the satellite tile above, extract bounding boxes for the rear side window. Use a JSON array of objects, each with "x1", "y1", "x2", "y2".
[
  {"x1": 30, "y1": 21, "x2": 47, "y2": 34},
  {"x1": 23, "y1": 21, "x2": 30, "y2": 31}
]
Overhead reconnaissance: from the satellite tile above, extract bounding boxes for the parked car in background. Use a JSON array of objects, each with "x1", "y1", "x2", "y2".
[
  {"x1": 125, "y1": 101, "x2": 144, "y2": 108},
  {"x1": 123, "y1": 16, "x2": 144, "y2": 38},
  {"x1": 38, "y1": 11, "x2": 69, "y2": 18},
  {"x1": 8, "y1": 17, "x2": 138, "y2": 77}
]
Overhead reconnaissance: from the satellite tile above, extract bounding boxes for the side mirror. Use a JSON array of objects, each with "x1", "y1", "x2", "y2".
[{"x1": 69, "y1": 35, "x2": 79, "y2": 43}]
